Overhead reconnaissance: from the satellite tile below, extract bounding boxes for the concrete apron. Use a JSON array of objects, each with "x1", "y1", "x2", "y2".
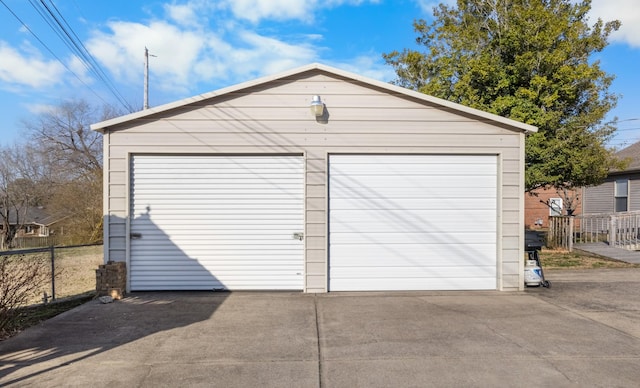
[{"x1": 1, "y1": 268, "x2": 640, "y2": 387}]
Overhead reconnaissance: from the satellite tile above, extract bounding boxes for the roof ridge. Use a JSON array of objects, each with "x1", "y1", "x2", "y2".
[{"x1": 91, "y1": 62, "x2": 537, "y2": 134}]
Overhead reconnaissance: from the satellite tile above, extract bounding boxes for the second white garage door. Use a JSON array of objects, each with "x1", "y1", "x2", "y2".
[
  {"x1": 329, "y1": 154, "x2": 498, "y2": 291},
  {"x1": 129, "y1": 155, "x2": 305, "y2": 291}
]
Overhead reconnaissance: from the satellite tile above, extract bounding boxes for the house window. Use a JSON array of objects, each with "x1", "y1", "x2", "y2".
[
  {"x1": 25, "y1": 225, "x2": 34, "y2": 234},
  {"x1": 615, "y1": 179, "x2": 628, "y2": 212},
  {"x1": 549, "y1": 198, "x2": 563, "y2": 216}
]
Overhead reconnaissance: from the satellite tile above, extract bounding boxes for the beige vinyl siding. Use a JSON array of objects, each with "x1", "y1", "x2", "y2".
[
  {"x1": 305, "y1": 150, "x2": 327, "y2": 291},
  {"x1": 102, "y1": 70, "x2": 526, "y2": 292}
]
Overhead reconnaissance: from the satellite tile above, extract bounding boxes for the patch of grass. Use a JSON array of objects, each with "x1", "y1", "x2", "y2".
[
  {"x1": 0, "y1": 294, "x2": 94, "y2": 340},
  {"x1": 54, "y1": 245, "x2": 103, "y2": 299},
  {"x1": 539, "y1": 249, "x2": 640, "y2": 270},
  {"x1": 3, "y1": 245, "x2": 103, "y2": 305}
]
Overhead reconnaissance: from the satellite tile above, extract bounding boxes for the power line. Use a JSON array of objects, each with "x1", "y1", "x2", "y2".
[
  {"x1": 35, "y1": 0, "x2": 132, "y2": 110},
  {"x1": 27, "y1": 0, "x2": 133, "y2": 111},
  {"x1": 0, "y1": 0, "x2": 112, "y2": 107},
  {"x1": 47, "y1": 0, "x2": 132, "y2": 111}
]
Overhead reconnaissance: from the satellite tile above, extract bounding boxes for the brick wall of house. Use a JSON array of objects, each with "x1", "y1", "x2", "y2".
[{"x1": 525, "y1": 187, "x2": 582, "y2": 229}]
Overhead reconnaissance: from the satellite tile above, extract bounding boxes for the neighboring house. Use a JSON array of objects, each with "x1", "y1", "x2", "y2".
[
  {"x1": 91, "y1": 63, "x2": 537, "y2": 293},
  {"x1": 583, "y1": 141, "x2": 640, "y2": 214},
  {"x1": 0, "y1": 206, "x2": 64, "y2": 248},
  {"x1": 525, "y1": 187, "x2": 582, "y2": 229},
  {"x1": 0, "y1": 206, "x2": 53, "y2": 237}
]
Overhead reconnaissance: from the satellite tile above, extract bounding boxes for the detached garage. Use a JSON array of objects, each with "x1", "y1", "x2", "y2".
[{"x1": 92, "y1": 63, "x2": 536, "y2": 293}]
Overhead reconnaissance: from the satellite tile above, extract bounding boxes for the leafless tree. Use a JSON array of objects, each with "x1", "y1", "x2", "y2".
[
  {"x1": 23, "y1": 100, "x2": 113, "y2": 179},
  {"x1": 0, "y1": 145, "x2": 40, "y2": 250},
  {"x1": 0, "y1": 253, "x2": 50, "y2": 338},
  {"x1": 21, "y1": 100, "x2": 120, "y2": 244}
]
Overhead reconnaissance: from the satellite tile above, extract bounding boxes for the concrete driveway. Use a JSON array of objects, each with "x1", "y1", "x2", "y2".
[{"x1": 1, "y1": 268, "x2": 640, "y2": 387}]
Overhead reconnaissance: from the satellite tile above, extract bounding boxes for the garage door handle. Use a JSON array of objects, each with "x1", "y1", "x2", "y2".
[
  {"x1": 130, "y1": 232, "x2": 142, "y2": 239},
  {"x1": 292, "y1": 232, "x2": 304, "y2": 241}
]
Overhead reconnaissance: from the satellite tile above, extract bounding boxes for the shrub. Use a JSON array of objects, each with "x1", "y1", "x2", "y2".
[{"x1": 0, "y1": 254, "x2": 50, "y2": 337}]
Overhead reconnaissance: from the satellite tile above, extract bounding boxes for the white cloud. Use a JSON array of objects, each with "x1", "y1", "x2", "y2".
[
  {"x1": 590, "y1": 0, "x2": 640, "y2": 48},
  {"x1": 220, "y1": 0, "x2": 380, "y2": 23},
  {"x1": 224, "y1": 0, "x2": 312, "y2": 23},
  {"x1": 25, "y1": 103, "x2": 56, "y2": 115},
  {"x1": 86, "y1": 18, "x2": 318, "y2": 93},
  {"x1": 164, "y1": 2, "x2": 201, "y2": 26},
  {"x1": 235, "y1": 31, "x2": 317, "y2": 72},
  {"x1": 67, "y1": 55, "x2": 93, "y2": 85},
  {"x1": 87, "y1": 21, "x2": 206, "y2": 91},
  {"x1": 190, "y1": 30, "x2": 318, "y2": 86},
  {"x1": 82, "y1": 0, "x2": 394, "y2": 100},
  {"x1": 329, "y1": 54, "x2": 395, "y2": 82},
  {"x1": 0, "y1": 41, "x2": 65, "y2": 88}
]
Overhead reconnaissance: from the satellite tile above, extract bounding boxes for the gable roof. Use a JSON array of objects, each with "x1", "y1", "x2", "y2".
[
  {"x1": 614, "y1": 141, "x2": 640, "y2": 173},
  {"x1": 91, "y1": 62, "x2": 538, "y2": 134},
  {"x1": 1, "y1": 206, "x2": 67, "y2": 226}
]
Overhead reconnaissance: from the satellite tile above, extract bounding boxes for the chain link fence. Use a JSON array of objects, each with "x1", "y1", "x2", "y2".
[{"x1": 0, "y1": 244, "x2": 102, "y2": 305}]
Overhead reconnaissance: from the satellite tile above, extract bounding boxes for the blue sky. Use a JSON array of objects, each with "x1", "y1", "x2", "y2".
[{"x1": 1, "y1": 0, "x2": 639, "y2": 148}]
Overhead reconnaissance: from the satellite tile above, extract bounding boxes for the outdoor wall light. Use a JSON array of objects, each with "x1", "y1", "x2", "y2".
[{"x1": 310, "y1": 95, "x2": 324, "y2": 117}]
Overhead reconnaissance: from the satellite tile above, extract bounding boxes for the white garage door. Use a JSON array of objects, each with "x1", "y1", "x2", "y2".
[
  {"x1": 329, "y1": 154, "x2": 497, "y2": 291},
  {"x1": 130, "y1": 155, "x2": 305, "y2": 291}
]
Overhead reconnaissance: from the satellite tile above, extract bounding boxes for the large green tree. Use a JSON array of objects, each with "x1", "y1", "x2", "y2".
[{"x1": 384, "y1": 0, "x2": 624, "y2": 192}]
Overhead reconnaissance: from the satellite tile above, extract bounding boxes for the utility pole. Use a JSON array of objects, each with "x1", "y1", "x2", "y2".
[{"x1": 144, "y1": 47, "x2": 156, "y2": 110}]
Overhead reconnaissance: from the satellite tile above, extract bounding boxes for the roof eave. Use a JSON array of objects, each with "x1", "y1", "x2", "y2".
[
  {"x1": 90, "y1": 62, "x2": 538, "y2": 134},
  {"x1": 317, "y1": 64, "x2": 538, "y2": 134},
  {"x1": 609, "y1": 168, "x2": 640, "y2": 176}
]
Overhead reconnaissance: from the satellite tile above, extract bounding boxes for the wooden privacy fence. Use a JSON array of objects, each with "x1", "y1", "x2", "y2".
[
  {"x1": 11, "y1": 236, "x2": 63, "y2": 250},
  {"x1": 548, "y1": 216, "x2": 574, "y2": 251},
  {"x1": 548, "y1": 211, "x2": 640, "y2": 251}
]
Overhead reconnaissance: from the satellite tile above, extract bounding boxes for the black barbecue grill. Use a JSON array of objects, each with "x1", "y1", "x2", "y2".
[
  {"x1": 524, "y1": 230, "x2": 549, "y2": 287},
  {"x1": 525, "y1": 230, "x2": 544, "y2": 251}
]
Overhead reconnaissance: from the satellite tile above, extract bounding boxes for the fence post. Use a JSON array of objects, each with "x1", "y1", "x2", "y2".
[
  {"x1": 50, "y1": 245, "x2": 56, "y2": 301},
  {"x1": 568, "y1": 217, "x2": 574, "y2": 252},
  {"x1": 609, "y1": 215, "x2": 616, "y2": 246},
  {"x1": 636, "y1": 213, "x2": 640, "y2": 248}
]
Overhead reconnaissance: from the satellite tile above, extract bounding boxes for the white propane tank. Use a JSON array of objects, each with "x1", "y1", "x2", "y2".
[{"x1": 524, "y1": 259, "x2": 543, "y2": 286}]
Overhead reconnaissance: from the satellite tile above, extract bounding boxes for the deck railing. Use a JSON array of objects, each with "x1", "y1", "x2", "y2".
[{"x1": 548, "y1": 211, "x2": 640, "y2": 251}]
